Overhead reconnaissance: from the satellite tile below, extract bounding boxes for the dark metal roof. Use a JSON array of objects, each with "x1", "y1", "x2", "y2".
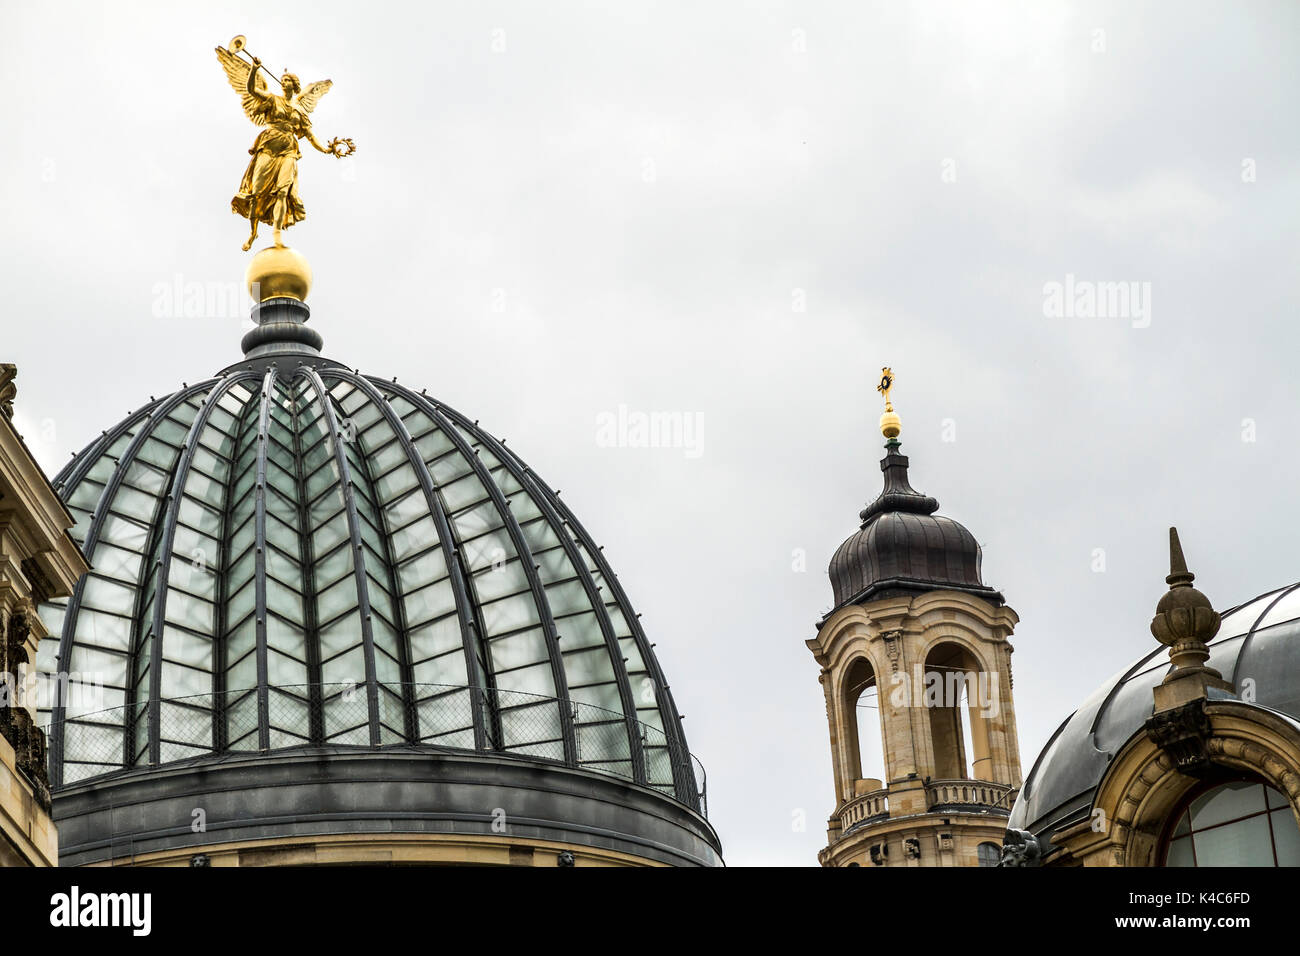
[
  {"x1": 828, "y1": 439, "x2": 1002, "y2": 612},
  {"x1": 1009, "y1": 582, "x2": 1300, "y2": 845},
  {"x1": 36, "y1": 314, "x2": 704, "y2": 819}
]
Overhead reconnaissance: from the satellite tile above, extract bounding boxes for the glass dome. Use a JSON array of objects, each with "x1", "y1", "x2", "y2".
[{"x1": 37, "y1": 360, "x2": 701, "y2": 811}]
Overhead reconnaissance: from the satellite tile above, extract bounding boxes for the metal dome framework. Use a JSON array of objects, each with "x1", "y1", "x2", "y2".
[{"x1": 37, "y1": 364, "x2": 700, "y2": 810}]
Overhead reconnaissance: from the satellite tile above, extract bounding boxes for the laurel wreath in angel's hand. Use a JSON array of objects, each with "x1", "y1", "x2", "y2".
[{"x1": 326, "y1": 137, "x2": 357, "y2": 158}]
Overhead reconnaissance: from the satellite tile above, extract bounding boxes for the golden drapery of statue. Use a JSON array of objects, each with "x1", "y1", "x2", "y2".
[{"x1": 216, "y1": 37, "x2": 355, "y2": 250}]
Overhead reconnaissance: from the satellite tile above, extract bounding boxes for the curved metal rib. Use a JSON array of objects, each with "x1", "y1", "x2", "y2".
[
  {"x1": 336, "y1": 373, "x2": 490, "y2": 748},
  {"x1": 285, "y1": 369, "x2": 325, "y2": 742},
  {"x1": 52, "y1": 403, "x2": 155, "y2": 493},
  {"x1": 145, "y1": 373, "x2": 259, "y2": 763},
  {"x1": 1230, "y1": 582, "x2": 1300, "y2": 689},
  {"x1": 213, "y1": 380, "x2": 263, "y2": 750},
  {"x1": 398, "y1": 387, "x2": 577, "y2": 765},
  {"x1": 50, "y1": 381, "x2": 216, "y2": 785},
  {"x1": 525, "y1": 468, "x2": 698, "y2": 805},
  {"x1": 250, "y1": 368, "x2": 278, "y2": 750},
  {"x1": 431, "y1": 400, "x2": 647, "y2": 783},
  {"x1": 301, "y1": 367, "x2": 381, "y2": 745}
]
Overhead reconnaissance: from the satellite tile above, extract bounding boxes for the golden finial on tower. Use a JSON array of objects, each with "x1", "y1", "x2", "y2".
[{"x1": 877, "y1": 367, "x2": 901, "y2": 440}]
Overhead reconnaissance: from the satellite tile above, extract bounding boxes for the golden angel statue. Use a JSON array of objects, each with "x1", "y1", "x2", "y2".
[{"x1": 216, "y1": 37, "x2": 356, "y2": 250}]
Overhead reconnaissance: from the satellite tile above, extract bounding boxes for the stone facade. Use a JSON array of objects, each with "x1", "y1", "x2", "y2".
[{"x1": 0, "y1": 364, "x2": 90, "y2": 866}]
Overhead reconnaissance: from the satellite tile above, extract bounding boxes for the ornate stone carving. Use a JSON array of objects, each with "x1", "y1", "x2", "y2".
[
  {"x1": 998, "y1": 828, "x2": 1042, "y2": 867},
  {"x1": 882, "y1": 630, "x2": 902, "y2": 673},
  {"x1": 0, "y1": 364, "x2": 16, "y2": 420},
  {"x1": 1144, "y1": 700, "x2": 1213, "y2": 776},
  {"x1": 1, "y1": 604, "x2": 51, "y2": 809},
  {"x1": 556, "y1": 850, "x2": 576, "y2": 868}
]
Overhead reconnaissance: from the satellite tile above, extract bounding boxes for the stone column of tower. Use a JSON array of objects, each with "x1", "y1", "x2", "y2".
[{"x1": 806, "y1": 377, "x2": 1023, "y2": 867}]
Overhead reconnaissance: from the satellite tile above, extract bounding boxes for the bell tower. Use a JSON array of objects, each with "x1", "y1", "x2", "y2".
[{"x1": 807, "y1": 369, "x2": 1023, "y2": 867}]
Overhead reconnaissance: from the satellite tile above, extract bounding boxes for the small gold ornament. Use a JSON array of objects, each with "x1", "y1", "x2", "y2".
[{"x1": 877, "y1": 367, "x2": 901, "y2": 439}]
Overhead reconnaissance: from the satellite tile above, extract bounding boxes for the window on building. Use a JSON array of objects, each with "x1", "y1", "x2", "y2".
[
  {"x1": 1164, "y1": 780, "x2": 1300, "y2": 867},
  {"x1": 977, "y1": 842, "x2": 1001, "y2": 867}
]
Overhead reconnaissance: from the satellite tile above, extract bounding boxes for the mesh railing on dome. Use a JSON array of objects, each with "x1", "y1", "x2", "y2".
[{"x1": 43, "y1": 682, "x2": 708, "y2": 817}]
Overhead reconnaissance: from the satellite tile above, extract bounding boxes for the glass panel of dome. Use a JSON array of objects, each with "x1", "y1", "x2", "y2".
[
  {"x1": 67, "y1": 478, "x2": 104, "y2": 512},
  {"x1": 487, "y1": 629, "x2": 551, "y2": 672},
  {"x1": 228, "y1": 546, "x2": 255, "y2": 590},
  {"x1": 67, "y1": 642, "x2": 129, "y2": 686},
  {"x1": 383, "y1": 486, "x2": 427, "y2": 528},
  {"x1": 161, "y1": 625, "x2": 213, "y2": 669},
  {"x1": 267, "y1": 648, "x2": 308, "y2": 686},
  {"x1": 168, "y1": 559, "x2": 216, "y2": 600},
  {"x1": 1235, "y1": 620, "x2": 1300, "y2": 716},
  {"x1": 1253, "y1": 586, "x2": 1300, "y2": 632},
  {"x1": 546, "y1": 580, "x2": 591, "y2": 617},
  {"x1": 229, "y1": 516, "x2": 256, "y2": 561},
  {"x1": 368, "y1": 440, "x2": 409, "y2": 479},
  {"x1": 395, "y1": 549, "x2": 445, "y2": 592},
  {"x1": 412, "y1": 427, "x2": 455, "y2": 464},
  {"x1": 226, "y1": 580, "x2": 256, "y2": 628},
  {"x1": 479, "y1": 593, "x2": 540, "y2": 636},
  {"x1": 305, "y1": 460, "x2": 340, "y2": 502},
  {"x1": 571, "y1": 682, "x2": 624, "y2": 714},
  {"x1": 374, "y1": 650, "x2": 402, "y2": 686},
  {"x1": 160, "y1": 659, "x2": 210, "y2": 698},
  {"x1": 318, "y1": 616, "x2": 363, "y2": 663},
  {"x1": 265, "y1": 577, "x2": 305, "y2": 626},
  {"x1": 82, "y1": 574, "x2": 136, "y2": 616},
  {"x1": 1271, "y1": 809, "x2": 1300, "y2": 865},
  {"x1": 532, "y1": 542, "x2": 572, "y2": 582},
  {"x1": 97, "y1": 515, "x2": 146, "y2": 554},
  {"x1": 450, "y1": 498, "x2": 500, "y2": 540},
  {"x1": 265, "y1": 512, "x2": 301, "y2": 557},
  {"x1": 563, "y1": 645, "x2": 618, "y2": 685},
  {"x1": 110, "y1": 482, "x2": 161, "y2": 521},
  {"x1": 317, "y1": 574, "x2": 359, "y2": 623},
  {"x1": 494, "y1": 661, "x2": 556, "y2": 698},
  {"x1": 375, "y1": 464, "x2": 419, "y2": 504},
  {"x1": 461, "y1": 527, "x2": 511, "y2": 569},
  {"x1": 265, "y1": 545, "x2": 301, "y2": 584},
  {"x1": 473, "y1": 559, "x2": 529, "y2": 603},
  {"x1": 390, "y1": 516, "x2": 439, "y2": 562},
  {"x1": 311, "y1": 514, "x2": 350, "y2": 557},
  {"x1": 313, "y1": 543, "x2": 353, "y2": 590},
  {"x1": 409, "y1": 614, "x2": 463, "y2": 662},
  {"x1": 180, "y1": 495, "x2": 225, "y2": 538},
  {"x1": 412, "y1": 650, "x2": 467, "y2": 687},
  {"x1": 74, "y1": 608, "x2": 132, "y2": 652},
  {"x1": 226, "y1": 646, "x2": 257, "y2": 691},
  {"x1": 225, "y1": 694, "x2": 259, "y2": 750},
  {"x1": 557, "y1": 610, "x2": 602, "y2": 647}
]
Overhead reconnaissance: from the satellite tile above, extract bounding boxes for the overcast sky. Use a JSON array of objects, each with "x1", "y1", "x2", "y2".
[{"x1": 3, "y1": 1, "x2": 1298, "y2": 866}]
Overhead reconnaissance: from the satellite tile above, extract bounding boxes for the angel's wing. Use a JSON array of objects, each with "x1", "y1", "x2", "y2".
[
  {"x1": 215, "y1": 46, "x2": 270, "y2": 126},
  {"x1": 297, "y1": 80, "x2": 333, "y2": 114}
]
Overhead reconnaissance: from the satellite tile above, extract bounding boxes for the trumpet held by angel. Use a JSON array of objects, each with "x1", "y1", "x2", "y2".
[{"x1": 216, "y1": 38, "x2": 356, "y2": 250}]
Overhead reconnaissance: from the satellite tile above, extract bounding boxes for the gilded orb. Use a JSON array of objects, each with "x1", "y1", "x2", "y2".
[
  {"x1": 246, "y1": 245, "x2": 312, "y2": 302},
  {"x1": 880, "y1": 408, "x2": 901, "y2": 440}
]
